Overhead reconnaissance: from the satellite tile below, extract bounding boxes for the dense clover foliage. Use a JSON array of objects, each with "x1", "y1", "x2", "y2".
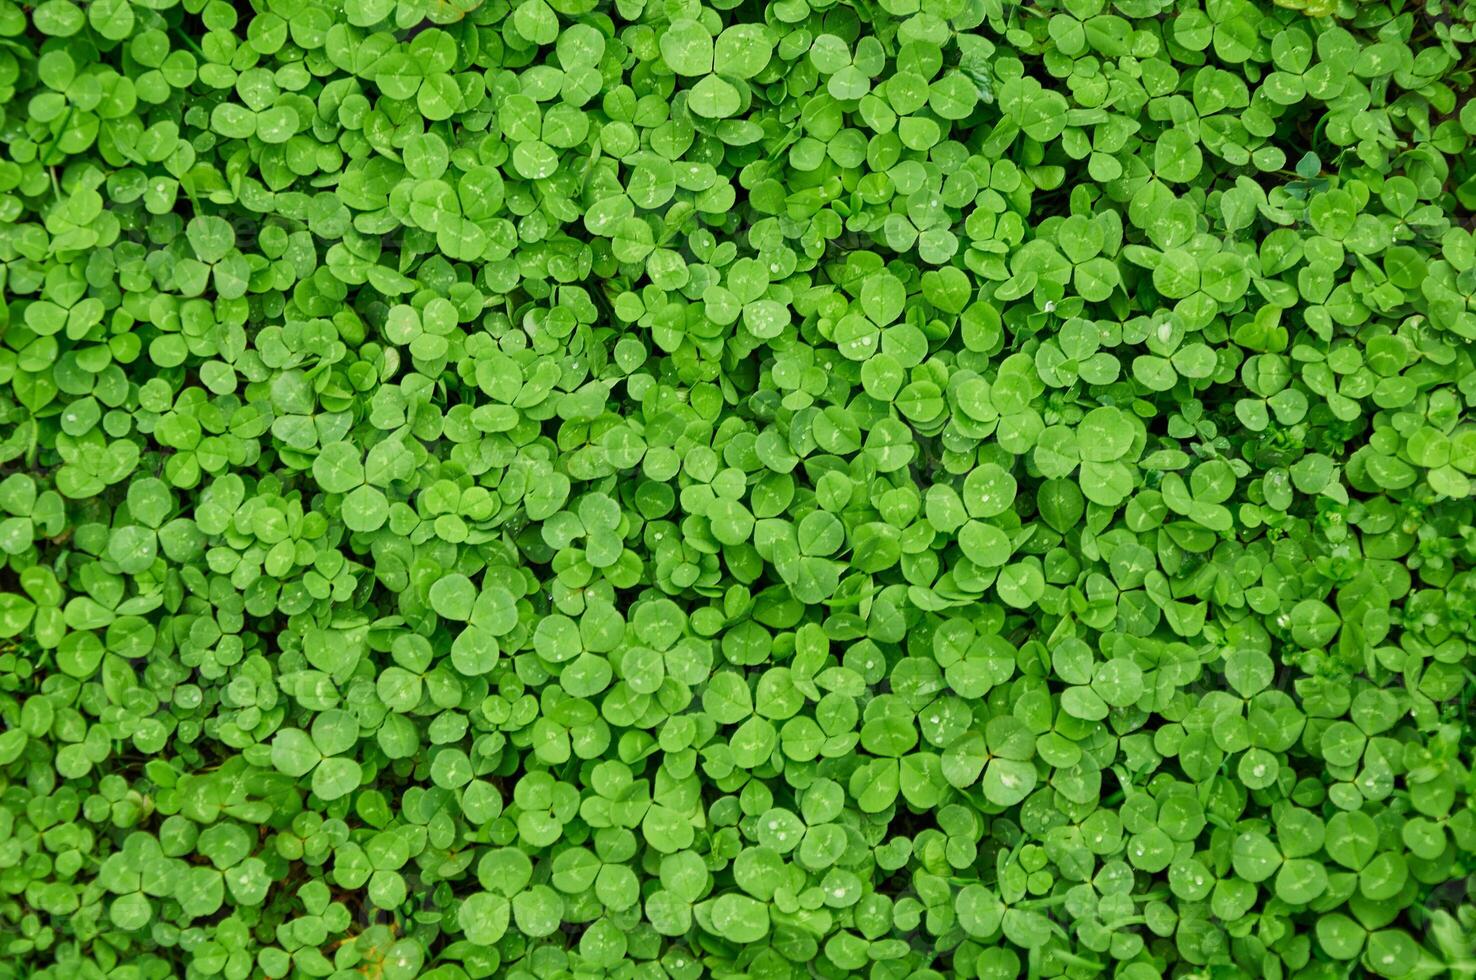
[{"x1": 6, "y1": 0, "x2": 1476, "y2": 976}]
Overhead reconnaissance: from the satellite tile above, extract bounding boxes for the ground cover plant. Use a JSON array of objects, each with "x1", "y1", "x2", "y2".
[{"x1": 3, "y1": 0, "x2": 1476, "y2": 976}]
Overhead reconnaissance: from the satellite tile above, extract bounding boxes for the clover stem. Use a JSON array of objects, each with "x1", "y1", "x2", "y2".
[
  {"x1": 1102, "y1": 915, "x2": 1147, "y2": 929},
  {"x1": 170, "y1": 24, "x2": 208, "y2": 61},
  {"x1": 1051, "y1": 950, "x2": 1106, "y2": 970}
]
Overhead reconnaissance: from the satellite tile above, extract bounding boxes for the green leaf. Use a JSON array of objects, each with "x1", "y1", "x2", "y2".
[{"x1": 429, "y1": 573, "x2": 477, "y2": 621}]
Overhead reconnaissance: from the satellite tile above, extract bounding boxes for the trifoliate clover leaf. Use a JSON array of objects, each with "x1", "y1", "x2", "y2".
[{"x1": 6, "y1": 0, "x2": 1476, "y2": 975}]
